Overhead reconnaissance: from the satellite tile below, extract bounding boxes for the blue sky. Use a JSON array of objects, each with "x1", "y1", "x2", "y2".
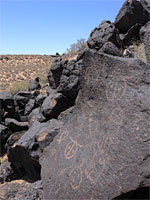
[{"x1": 0, "y1": 0, "x2": 124, "y2": 55}]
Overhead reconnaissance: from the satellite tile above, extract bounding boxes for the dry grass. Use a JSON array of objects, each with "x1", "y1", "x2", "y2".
[
  {"x1": 0, "y1": 55, "x2": 54, "y2": 92},
  {"x1": 133, "y1": 41, "x2": 147, "y2": 63}
]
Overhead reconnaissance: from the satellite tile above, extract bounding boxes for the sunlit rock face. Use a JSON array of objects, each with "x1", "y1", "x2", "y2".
[{"x1": 40, "y1": 51, "x2": 150, "y2": 200}]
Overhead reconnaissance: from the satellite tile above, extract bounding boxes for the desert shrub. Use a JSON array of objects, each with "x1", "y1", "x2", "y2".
[
  {"x1": 35, "y1": 72, "x2": 48, "y2": 85},
  {"x1": 66, "y1": 38, "x2": 87, "y2": 56},
  {"x1": 133, "y1": 41, "x2": 147, "y2": 63},
  {"x1": 8, "y1": 80, "x2": 29, "y2": 94}
]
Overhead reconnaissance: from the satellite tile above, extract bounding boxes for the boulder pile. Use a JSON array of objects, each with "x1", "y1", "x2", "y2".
[{"x1": 0, "y1": 0, "x2": 150, "y2": 199}]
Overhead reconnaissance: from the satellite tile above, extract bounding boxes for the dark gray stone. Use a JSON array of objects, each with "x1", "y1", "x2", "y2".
[
  {"x1": 140, "y1": 21, "x2": 150, "y2": 64},
  {"x1": 0, "y1": 92, "x2": 15, "y2": 114},
  {"x1": 8, "y1": 119, "x2": 64, "y2": 182},
  {"x1": 41, "y1": 93, "x2": 73, "y2": 120},
  {"x1": 28, "y1": 107, "x2": 46, "y2": 126},
  {"x1": 115, "y1": 0, "x2": 149, "y2": 33},
  {"x1": 50, "y1": 57, "x2": 63, "y2": 88},
  {"x1": 40, "y1": 51, "x2": 150, "y2": 200},
  {"x1": 87, "y1": 20, "x2": 120, "y2": 50},
  {"x1": 0, "y1": 180, "x2": 43, "y2": 200},
  {"x1": 28, "y1": 77, "x2": 41, "y2": 91},
  {"x1": 24, "y1": 99, "x2": 36, "y2": 115},
  {"x1": 57, "y1": 59, "x2": 83, "y2": 101},
  {"x1": 98, "y1": 42, "x2": 123, "y2": 57},
  {"x1": 0, "y1": 124, "x2": 12, "y2": 155},
  {"x1": 5, "y1": 118, "x2": 28, "y2": 133}
]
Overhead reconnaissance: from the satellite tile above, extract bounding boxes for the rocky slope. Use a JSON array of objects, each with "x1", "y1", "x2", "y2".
[{"x1": 0, "y1": 0, "x2": 150, "y2": 199}]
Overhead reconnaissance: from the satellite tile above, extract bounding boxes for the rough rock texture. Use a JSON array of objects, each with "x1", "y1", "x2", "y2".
[
  {"x1": 5, "y1": 118, "x2": 28, "y2": 133},
  {"x1": 41, "y1": 93, "x2": 73, "y2": 120},
  {"x1": 57, "y1": 59, "x2": 83, "y2": 100},
  {"x1": 24, "y1": 99, "x2": 36, "y2": 115},
  {"x1": 0, "y1": 92, "x2": 15, "y2": 114},
  {"x1": 28, "y1": 77, "x2": 41, "y2": 91},
  {"x1": 140, "y1": 21, "x2": 150, "y2": 64},
  {"x1": 87, "y1": 20, "x2": 120, "y2": 50},
  {"x1": 115, "y1": 0, "x2": 149, "y2": 33},
  {"x1": 40, "y1": 51, "x2": 150, "y2": 200},
  {"x1": 50, "y1": 57, "x2": 63, "y2": 88},
  {"x1": 119, "y1": 23, "x2": 141, "y2": 42},
  {"x1": 0, "y1": 124, "x2": 12, "y2": 155},
  {"x1": 8, "y1": 119, "x2": 64, "y2": 182},
  {"x1": 98, "y1": 41, "x2": 123, "y2": 57},
  {"x1": 0, "y1": 180, "x2": 43, "y2": 200},
  {"x1": 28, "y1": 108, "x2": 46, "y2": 126}
]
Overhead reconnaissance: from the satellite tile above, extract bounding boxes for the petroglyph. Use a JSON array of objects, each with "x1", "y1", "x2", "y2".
[
  {"x1": 56, "y1": 130, "x2": 69, "y2": 144},
  {"x1": 69, "y1": 159, "x2": 85, "y2": 190},
  {"x1": 109, "y1": 107, "x2": 124, "y2": 127},
  {"x1": 64, "y1": 137, "x2": 83, "y2": 159},
  {"x1": 106, "y1": 76, "x2": 127, "y2": 102},
  {"x1": 132, "y1": 114, "x2": 150, "y2": 142}
]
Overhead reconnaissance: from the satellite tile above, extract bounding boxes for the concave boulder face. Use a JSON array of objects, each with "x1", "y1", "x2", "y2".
[
  {"x1": 0, "y1": 92, "x2": 16, "y2": 114},
  {"x1": 0, "y1": 124, "x2": 12, "y2": 155},
  {"x1": 8, "y1": 119, "x2": 64, "y2": 182},
  {"x1": 114, "y1": 0, "x2": 149, "y2": 34},
  {"x1": 87, "y1": 20, "x2": 120, "y2": 50},
  {"x1": 140, "y1": 21, "x2": 150, "y2": 64},
  {"x1": 40, "y1": 51, "x2": 150, "y2": 200}
]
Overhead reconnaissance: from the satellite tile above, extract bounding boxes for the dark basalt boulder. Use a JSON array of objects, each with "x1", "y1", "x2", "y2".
[
  {"x1": 16, "y1": 91, "x2": 34, "y2": 99},
  {"x1": 41, "y1": 93, "x2": 73, "y2": 120},
  {"x1": 28, "y1": 107, "x2": 46, "y2": 126},
  {"x1": 14, "y1": 95, "x2": 29, "y2": 109},
  {"x1": 0, "y1": 124, "x2": 12, "y2": 155},
  {"x1": 28, "y1": 77, "x2": 41, "y2": 91},
  {"x1": 98, "y1": 41, "x2": 123, "y2": 57},
  {"x1": 0, "y1": 92, "x2": 15, "y2": 114},
  {"x1": 140, "y1": 21, "x2": 150, "y2": 64},
  {"x1": 0, "y1": 156, "x2": 18, "y2": 183},
  {"x1": 87, "y1": 20, "x2": 120, "y2": 50},
  {"x1": 8, "y1": 119, "x2": 64, "y2": 182},
  {"x1": 115, "y1": 0, "x2": 149, "y2": 34},
  {"x1": 36, "y1": 93, "x2": 47, "y2": 106},
  {"x1": 40, "y1": 51, "x2": 150, "y2": 200},
  {"x1": 57, "y1": 59, "x2": 83, "y2": 101},
  {"x1": 119, "y1": 23, "x2": 141, "y2": 43},
  {"x1": 0, "y1": 180, "x2": 43, "y2": 200},
  {"x1": 50, "y1": 57, "x2": 63, "y2": 88},
  {"x1": 140, "y1": 0, "x2": 150, "y2": 13},
  {"x1": 5, "y1": 118, "x2": 28, "y2": 133},
  {"x1": 5, "y1": 131, "x2": 26, "y2": 152},
  {"x1": 24, "y1": 99, "x2": 36, "y2": 115}
]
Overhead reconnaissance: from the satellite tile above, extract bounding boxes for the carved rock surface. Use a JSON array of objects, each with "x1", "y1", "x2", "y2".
[
  {"x1": 87, "y1": 20, "x2": 120, "y2": 50},
  {"x1": 115, "y1": 0, "x2": 149, "y2": 33},
  {"x1": 40, "y1": 51, "x2": 150, "y2": 200}
]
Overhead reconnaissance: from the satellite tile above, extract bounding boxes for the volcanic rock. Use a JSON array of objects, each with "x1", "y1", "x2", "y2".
[
  {"x1": 28, "y1": 108, "x2": 46, "y2": 126},
  {"x1": 98, "y1": 41, "x2": 123, "y2": 57},
  {"x1": 28, "y1": 77, "x2": 41, "y2": 91},
  {"x1": 40, "y1": 51, "x2": 150, "y2": 200},
  {"x1": 140, "y1": 21, "x2": 150, "y2": 63},
  {"x1": 5, "y1": 118, "x2": 28, "y2": 133},
  {"x1": 41, "y1": 93, "x2": 73, "y2": 120},
  {"x1": 0, "y1": 180, "x2": 43, "y2": 200},
  {"x1": 0, "y1": 92, "x2": 15, "y2": 114},
  {"x1": 8, "y1": 119, "x2": 64, "y2": 182},
  {"x1": 115, "y1": 0, "x2": 149, "y2": 33},
  {"x1": 87, "y1": 20, "x2": 120, "y2": 50},
  {"x1": 24, "y1": 99, "x2": 36, "y2": 115},
  {"x1": 0, "y1": 124, "x2": 12, "y2": 155}
]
